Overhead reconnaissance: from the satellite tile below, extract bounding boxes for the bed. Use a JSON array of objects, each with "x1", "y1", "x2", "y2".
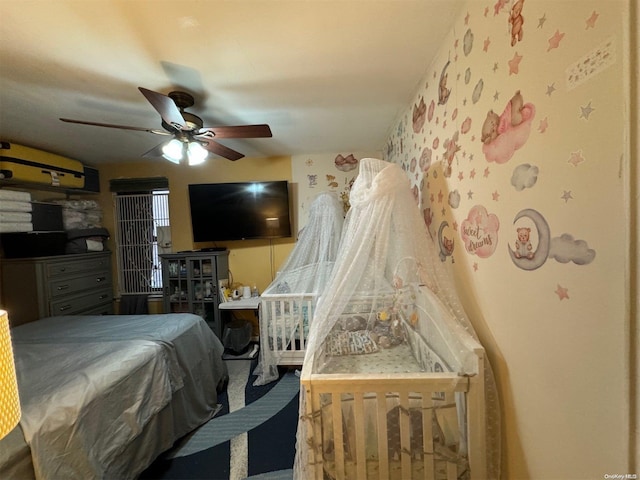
[{"x1": 0, "y1": 313, "x2": 228, "y2": 480}]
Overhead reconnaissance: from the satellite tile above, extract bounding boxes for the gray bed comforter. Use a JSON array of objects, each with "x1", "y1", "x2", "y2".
[{"x1": 1, "y1": 313, "x2": 227, "y2": 480}]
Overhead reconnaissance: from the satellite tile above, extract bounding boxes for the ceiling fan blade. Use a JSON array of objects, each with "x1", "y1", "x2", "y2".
[
  {"x1": 197, "y1": 124, "x2": 272, "y2": 139},
  {"x1": 196, "y1": 137, "x2": 244, "y2": 161},
  {"x1": 141, "y1": 142, "x2": 167, "y2": 158},
  {"x1": 60, "y1": 118, "x2": 171, "y2": 135},
  {"x1": 138, "y1": 87, "x2": 185, "y2": 130}
]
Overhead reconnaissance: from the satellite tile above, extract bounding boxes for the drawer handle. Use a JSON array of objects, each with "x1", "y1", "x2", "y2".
[
  {"x1": 96, "y1": 276, "x2": 106, "y2": 283},
  {"x1": 59, "y1": 305, "x2": 72, "y2": 312},
  {"x1": 99, "y1": 294, "x2": 108, "y2": 300},
  {"x1": 56, "y1": 284, "x2": 70, "y2": 291}
]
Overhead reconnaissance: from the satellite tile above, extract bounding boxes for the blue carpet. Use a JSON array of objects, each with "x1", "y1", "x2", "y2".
[{"x1": 140, "y1": 359, "x2": 299, "y2": 480}]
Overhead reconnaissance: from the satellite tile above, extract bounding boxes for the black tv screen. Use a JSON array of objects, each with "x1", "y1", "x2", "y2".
[{"x1": 188, "y1": 181, "x2": 292, "y2": 242}]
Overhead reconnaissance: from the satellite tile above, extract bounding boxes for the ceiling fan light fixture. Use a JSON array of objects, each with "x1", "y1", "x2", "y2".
[
  {"x1": 187, "y1": 141, "x2": 208, "y2": 165},
  {"x1": 162, "y1": 138, "x2": 184, "y2": 163}
]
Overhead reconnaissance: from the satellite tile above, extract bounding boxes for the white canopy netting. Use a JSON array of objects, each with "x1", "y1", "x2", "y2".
[
  {"x1": 252, "y1": 191, "x2": 345, "y2": 386},
  {"x1": 294, "y1": 158, "x2": 501, "y2": 479}
]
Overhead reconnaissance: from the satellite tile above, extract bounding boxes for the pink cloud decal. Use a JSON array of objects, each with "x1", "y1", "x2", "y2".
[
  {"x1": 461, "y1": 205, "x2": 500, "y2": 258},
  {"x1": 482, "y1": 91, "x2": 536, "y2": 164}
]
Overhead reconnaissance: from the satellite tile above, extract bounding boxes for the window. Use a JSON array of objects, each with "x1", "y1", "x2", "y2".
[{"x1": 111, "y1": 178, "x2": 170, "y2": 295}]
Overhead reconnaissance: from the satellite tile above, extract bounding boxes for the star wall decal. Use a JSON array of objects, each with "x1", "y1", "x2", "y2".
[
  {"x1": 546, "y1": 83, "x2": 556, "y2": 96},
  {"x1": 555, "y1": 284, "x2": 569, "y2": 300},
  {"x1": 493, "y1": 62, "x2": 499, "y2": 72},
  {"x1": 492, "y1": 190, "x2": 500, "y2": 201},
  {"x1": 580, "y1": 101, "x2": 595, "y2": 120},
  {"x1": 547, "y1": 30, "x2": 565, "y2": 51},
  {"x1": 470, "y1": 168, "x2": 477, "y2": 179},
  {"x1": 494, "y1": 91, "x2": 500, "y2": 101},
  {"x1": 458, "y1": 171, "x2": 464, "y2": 181},
  {"x1": 484, "y1": 167, "x2": 491, "y2": 177},
  {"x1": 508, "y1": 52, "x2": 523, "y2": 74},
  {"x1": 484, "y1": 37, "x2": 491, "y2": 52},
  {"x1": 586, "y1": 11, "x2": 599, "y2": 29},
  {"x1": 568, "y1": 150, "x2": 585, "y2": 166},
  {"x1": 473, "y1": 262, "x2": 478, "y2": 272},
  {"x1": 465, "y1": 12, "x2": 470, "y2": 25},
  {"x1": 468, "y1": 190, "x2": 474, "y2": 199},
  {"x1": 538, "y1": 14, "x2": 547, "y2": 28},
  {"x1": 539, "y1": 117, "x2": 549, "y2": 133},
  {"x1": 561, "y1": 190, "x2": 573, "y2": 202}
]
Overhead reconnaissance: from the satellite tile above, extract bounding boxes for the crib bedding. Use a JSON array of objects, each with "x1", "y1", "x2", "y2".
[{"x1": 1, "y1": 313, "x2": 227, "y2": 480}]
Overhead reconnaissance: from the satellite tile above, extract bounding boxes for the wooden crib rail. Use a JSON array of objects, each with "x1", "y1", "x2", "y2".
[{"x1": 301, "y1": 370, "x2": 478, "y2": 480}]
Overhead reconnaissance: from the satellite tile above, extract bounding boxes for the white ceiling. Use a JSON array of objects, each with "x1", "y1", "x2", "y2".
[{"x1": 0, "y1": 0, "x2": 464, "y2": 165}]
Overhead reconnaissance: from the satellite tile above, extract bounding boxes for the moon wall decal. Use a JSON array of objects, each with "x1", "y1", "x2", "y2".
[
  {"x1": 508, "y1": 208, "x2": 551, "y2": 270},
  {"x1": 438, "y1": 220, "x2": 454, "y2": 262}
]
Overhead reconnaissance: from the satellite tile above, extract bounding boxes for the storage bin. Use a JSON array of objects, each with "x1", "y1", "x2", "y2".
[{"x1": 31, "y1": 202, "x2": 63, "y2": 231}]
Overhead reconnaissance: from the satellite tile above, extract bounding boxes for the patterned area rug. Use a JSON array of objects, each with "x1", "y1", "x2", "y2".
[{"x1": 140, "y1": 358, "x2": 299, "y2": 480}]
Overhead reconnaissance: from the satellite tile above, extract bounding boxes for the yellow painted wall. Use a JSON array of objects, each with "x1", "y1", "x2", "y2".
[
  {"x1": 96, "y1": 155, "x2": 295, "y2": 303},
  {"x1": 384, "y1": 0, "x2": 635, "y2": 478}
]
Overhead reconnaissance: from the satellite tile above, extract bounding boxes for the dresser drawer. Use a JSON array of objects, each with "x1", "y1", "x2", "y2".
[
  {"x1": 1, "y1": 251, "x2": 113, "y2": 327},
  {"x1": 50, "y1": 288, "x2": 114, "y2": 316},
  {"x1": 46, "y1": 255, "x2": 111, "y2": 278},
  {"x1": 49, "y1": 270, "x2": 111, "y2": 299}
]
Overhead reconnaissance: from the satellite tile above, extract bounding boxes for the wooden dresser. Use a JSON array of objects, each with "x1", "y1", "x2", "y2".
[{"x1": 1, "y1": 251, "x2": 113, "y2": 327}]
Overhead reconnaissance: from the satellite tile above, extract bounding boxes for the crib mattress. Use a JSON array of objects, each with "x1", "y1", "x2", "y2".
[{"x1": 321, "y1": 343, "x2": 427, "y2": 374}]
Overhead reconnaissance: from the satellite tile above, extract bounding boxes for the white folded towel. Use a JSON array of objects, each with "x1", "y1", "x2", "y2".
[
  {"x1": 0, "y1": 200, "x2": 32, "y2": 212},
  {"x1": 0, "y1": 222, "x2": 34, "y2": 233},
  {"x1": 0, "y1": 189, "x2": 31, "y2": 202},
  {"x1": 0, "y1": 212, "x2": 31, "y2": 223}
]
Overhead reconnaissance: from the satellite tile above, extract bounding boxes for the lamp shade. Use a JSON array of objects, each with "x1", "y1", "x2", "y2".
[
  {"x1": 162, "y1": 139, "x2": 184, "y2": 164},
  {"x1": 187, "y1": 142, "x2": 208, "y2": 165},
  {"x1": 0, "y1": 310, "x2": 20, "y2": 439}
]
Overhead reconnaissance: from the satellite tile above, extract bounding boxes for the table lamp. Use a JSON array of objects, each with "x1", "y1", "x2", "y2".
[{"x1": 0, "y1": 310, "x2": 20, "y2": 439}]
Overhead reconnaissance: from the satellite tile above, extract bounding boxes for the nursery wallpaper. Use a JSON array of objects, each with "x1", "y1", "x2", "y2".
[
  {"x1": 383, "y1": 0, "x2": 629, "y2": 478},
  {"x1": 291, "y1": 151, "x2": 379, "y2": 231}
]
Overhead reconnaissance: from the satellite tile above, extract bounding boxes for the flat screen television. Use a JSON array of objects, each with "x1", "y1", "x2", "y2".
[{"x1": 188, "y1": 181, "x2": 292, "y2": 242}]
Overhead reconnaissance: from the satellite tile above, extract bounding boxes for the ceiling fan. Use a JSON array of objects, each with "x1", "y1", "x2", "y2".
[{"x1": 60, "y1": 87, "x2": 272, "y2": 164}]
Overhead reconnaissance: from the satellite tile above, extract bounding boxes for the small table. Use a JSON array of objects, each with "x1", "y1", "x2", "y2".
[
  {"x1": 218, "y1": 296, "x2": 261, "y2": 311},
  {"x1": 219, "y1": 296, "x2": 261, "y2": 345}
]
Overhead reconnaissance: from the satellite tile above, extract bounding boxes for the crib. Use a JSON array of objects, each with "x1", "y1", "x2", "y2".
[
  {"x1": 254, "y1": 191, "x2": 344, "y2": 386},
  {"x1": 254, "y1": 261, "x2": 338, "y2": 385},
  {"x1": 298, "y1": 286, "x2": 487, "y2": 480},
  {"x1": 261, "y1": 291, "x2": 317, "y2": 365}
]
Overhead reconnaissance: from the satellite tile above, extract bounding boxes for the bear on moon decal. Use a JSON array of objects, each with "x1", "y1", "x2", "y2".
[
  {"x1": 508, "y1": 209, "x2": 551, "y2": 270},
  {"x1": 509, "y1": 208, "x2": 596, "y2": 270}
]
